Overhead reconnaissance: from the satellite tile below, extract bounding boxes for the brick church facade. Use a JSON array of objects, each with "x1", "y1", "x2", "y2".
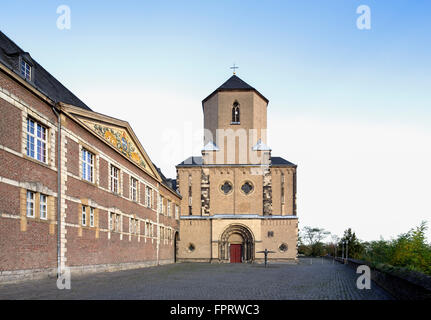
[
  {"x1": 176, "y1": 75, "x2": 298, "y2": 263},
  {"x1": 0, "y1": 31, "x2": 180, "y2": 282}
]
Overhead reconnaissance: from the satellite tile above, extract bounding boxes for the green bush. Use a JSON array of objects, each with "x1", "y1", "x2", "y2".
[{"x1": 360, "y1": 222, "x2": 431, "y2": 276}]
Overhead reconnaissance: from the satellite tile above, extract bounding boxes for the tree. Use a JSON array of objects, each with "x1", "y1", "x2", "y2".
[
  {"x1": 327, "y1": 234, "x2": 340, "y2": 257},
  {"x1": 340, "y1": 228, "x2": 364, "y2": 259},
  {"x1": 300, "y1": 226, "x2": 330, "y2": 256},
  {"x1": 302, "y1": 226, "x2": 330, "y2": 246},
  {"x1": 389, "y1": 221, "x2": 431, "y2": 274}
]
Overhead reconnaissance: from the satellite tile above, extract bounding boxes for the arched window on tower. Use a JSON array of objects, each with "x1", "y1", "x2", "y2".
[{"x1": 232, "y1": 101, "x2": 240, "y2": 124}]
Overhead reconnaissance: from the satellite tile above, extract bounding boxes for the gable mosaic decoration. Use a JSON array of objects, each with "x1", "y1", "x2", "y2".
[{"x1": 81, "y1": 119, "x2": 150, "y2": 173}]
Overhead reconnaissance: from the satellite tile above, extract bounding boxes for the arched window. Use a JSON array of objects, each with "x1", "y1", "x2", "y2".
[{"x1": 232, "y1": 101, "x2": 240, "y2": 124}]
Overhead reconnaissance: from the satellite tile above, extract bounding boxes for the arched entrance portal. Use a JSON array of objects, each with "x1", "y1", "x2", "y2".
[{"x1": 219, "y1": 224, "x2": 254, "y2": 263}]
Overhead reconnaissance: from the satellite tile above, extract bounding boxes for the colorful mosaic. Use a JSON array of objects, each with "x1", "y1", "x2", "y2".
[{"x1": 83, "y1": 120, "x2": 148, "y2": 170}]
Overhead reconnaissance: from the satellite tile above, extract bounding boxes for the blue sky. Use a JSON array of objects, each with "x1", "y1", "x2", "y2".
[
  {"x1": 1, "y1": 1, "x2": 430, "y2": 241},
  {"x1": 2, "y1": 1, "x2": 430, "y2": 122}
]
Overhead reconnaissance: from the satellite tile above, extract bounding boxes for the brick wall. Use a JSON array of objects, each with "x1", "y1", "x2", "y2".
[{"x1": 0, "y1": 68, "x2": 180, "y2": 279}]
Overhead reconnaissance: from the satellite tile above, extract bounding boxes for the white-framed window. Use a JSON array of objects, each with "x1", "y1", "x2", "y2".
[
  {"x1": 20, "y1": 59, "x2": 31, "y2": 81},
  {"x1": 26, "y1": 118, "x2": 47, "y2": 163},
  {"x1": 146, "y1": 186, "x2": 151, "y2": 208},
  {"x1": 90, "y1": 207, "x2": 94, "y2": 227},
  {"x1": 130, "y1": 218, "x2": 137, "y2": 234},
  {"x1": 157, "y1": 194, "x2": 161, "y2": 213},
  {"x1": 130, "y1": 177, "x2": 138, "y2": 201},
  {"x1": 110, "y1": 165, "x2": 119, "y2": 193},
  {"x1": 115, "y1": 214, "x2": 120, "y2": 232},
  {"x1": 40, "y1": 194, "x2": 47, "y2": 220},
  {"x1": 175, "y1": 205, "x2": 179, "y2": 220},
  {"x1": 167, "y1": 201, "x2": 171, "y2": 217},
  {"x1": 81, "y1": 206, "x2": 87, "y2": 226},
  {"x1": 109, "y1": 212, "x2": 114, "y2": 231},
  {"x1": 82, "y1": 149, "x2": 94, "y2": 182},
  {"x1": 26, "y1": 191, "x2": 35, "y2": 218},
  {"x1": 129, "y1": 218, "x2": 138, "y2": 234}
]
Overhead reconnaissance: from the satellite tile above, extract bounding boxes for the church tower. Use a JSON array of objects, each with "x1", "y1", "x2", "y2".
[
  {"x1": 176, "y1": 74, "x2": 298, "y2": 264},
  {"x1": 201, "y1": 75, "x2": 271, "y2": 166}
]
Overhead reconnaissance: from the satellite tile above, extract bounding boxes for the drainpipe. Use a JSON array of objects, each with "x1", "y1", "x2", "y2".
[
  {"x1": 50, "y1": 102, "x2": 62, "y2": 278},
  {"x1": 210, "y1": 218, "x2": 212, "y2": 263},
  {"x1": 156, "y1": 188, "x2": 160, "y2": 265}
]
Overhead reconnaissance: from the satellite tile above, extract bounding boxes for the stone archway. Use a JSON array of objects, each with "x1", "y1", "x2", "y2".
[{"x1": 219, "y1": 224, "x2": 255, "y2": 263}]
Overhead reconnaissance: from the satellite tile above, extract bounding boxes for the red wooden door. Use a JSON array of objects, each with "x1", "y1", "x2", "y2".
[{"x1": 230, "y1": 244, "x2": 242, "y2": 263}]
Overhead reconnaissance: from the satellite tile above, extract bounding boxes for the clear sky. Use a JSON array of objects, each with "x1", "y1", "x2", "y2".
[{"x1": 1, "y1": 0, "x2": 430, "y2": 242}]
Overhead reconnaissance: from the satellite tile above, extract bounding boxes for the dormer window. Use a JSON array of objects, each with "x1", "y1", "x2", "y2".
[
  {"x1": 231, "y1": 101, "x2": 240, "y2": 124},
  {"x1": 20, "y1": 59, "x2": 32, "y2": 81}
]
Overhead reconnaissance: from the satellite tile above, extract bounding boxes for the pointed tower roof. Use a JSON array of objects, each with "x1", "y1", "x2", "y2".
[
  {"x1": 218, "y1": 75, "x2": 255, "y2": 90},
  {"x1": 202, "y1": 75, "x2": 269, "y2": 105}
]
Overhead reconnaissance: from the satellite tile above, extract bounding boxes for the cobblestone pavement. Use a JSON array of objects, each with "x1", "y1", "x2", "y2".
[{"x1": 0, "y1": 258, "x2": 393, "y2": 300}]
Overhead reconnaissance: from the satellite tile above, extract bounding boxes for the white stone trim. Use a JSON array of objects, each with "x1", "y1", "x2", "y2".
[
  {"x1": 0, "y1": 178, "x2": 57, "y2": 196},
  {"x1": 181, "y1": 214, "x2": 299, "y2": 220},
  {"x1": 61, "y1": 126, "x2": 158, "y2": 190},
  {"x1": 0, "y1": 144, "x2": 23, "y2": 158}
]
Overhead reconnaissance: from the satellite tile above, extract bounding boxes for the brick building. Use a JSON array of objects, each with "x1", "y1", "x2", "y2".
[
  {"x1": 176, "y1": 74, "x2": 298, "y2": 263},
  {"x1": 0, "y1": 31, "x2": 180, "y2": 282}
]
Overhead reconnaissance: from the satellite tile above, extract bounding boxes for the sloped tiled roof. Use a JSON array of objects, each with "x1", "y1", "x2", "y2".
[
  {"x1": 0, "y1": 30, "x2": 91, "y2": 111},
  {"x1": 177, "y1": 156, "x2": 204, "y2": 167},
  {"x1": 271, "y1": 157, "x2": 297, "y2": 167},
  {"x1": 152, "y1": 162, "x2": 181, "y2": 196},
  {"x1": 176, "y1": 156, "x2": 296, "y2": 167}
]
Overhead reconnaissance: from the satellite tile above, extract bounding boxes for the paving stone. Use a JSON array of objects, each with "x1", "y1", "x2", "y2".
[{"x1": 0, "y1": 258, "x2": 393, "y2": 300}]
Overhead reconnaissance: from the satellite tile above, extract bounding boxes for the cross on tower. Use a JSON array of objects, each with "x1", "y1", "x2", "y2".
[{"x1": 230, "y1": 63, "x2": 239, "y2": 75}]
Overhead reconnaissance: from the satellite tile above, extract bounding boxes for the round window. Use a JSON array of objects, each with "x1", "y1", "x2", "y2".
[
  {"x1": 241, "y1": 181, "x2": 254, "y2": 195},
  {"x1": 279, "y1": 243, "x2": 288, "y2": 252},
  {"x1": 220, "y1": 181, "x2": 233, "y2": 195}
]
